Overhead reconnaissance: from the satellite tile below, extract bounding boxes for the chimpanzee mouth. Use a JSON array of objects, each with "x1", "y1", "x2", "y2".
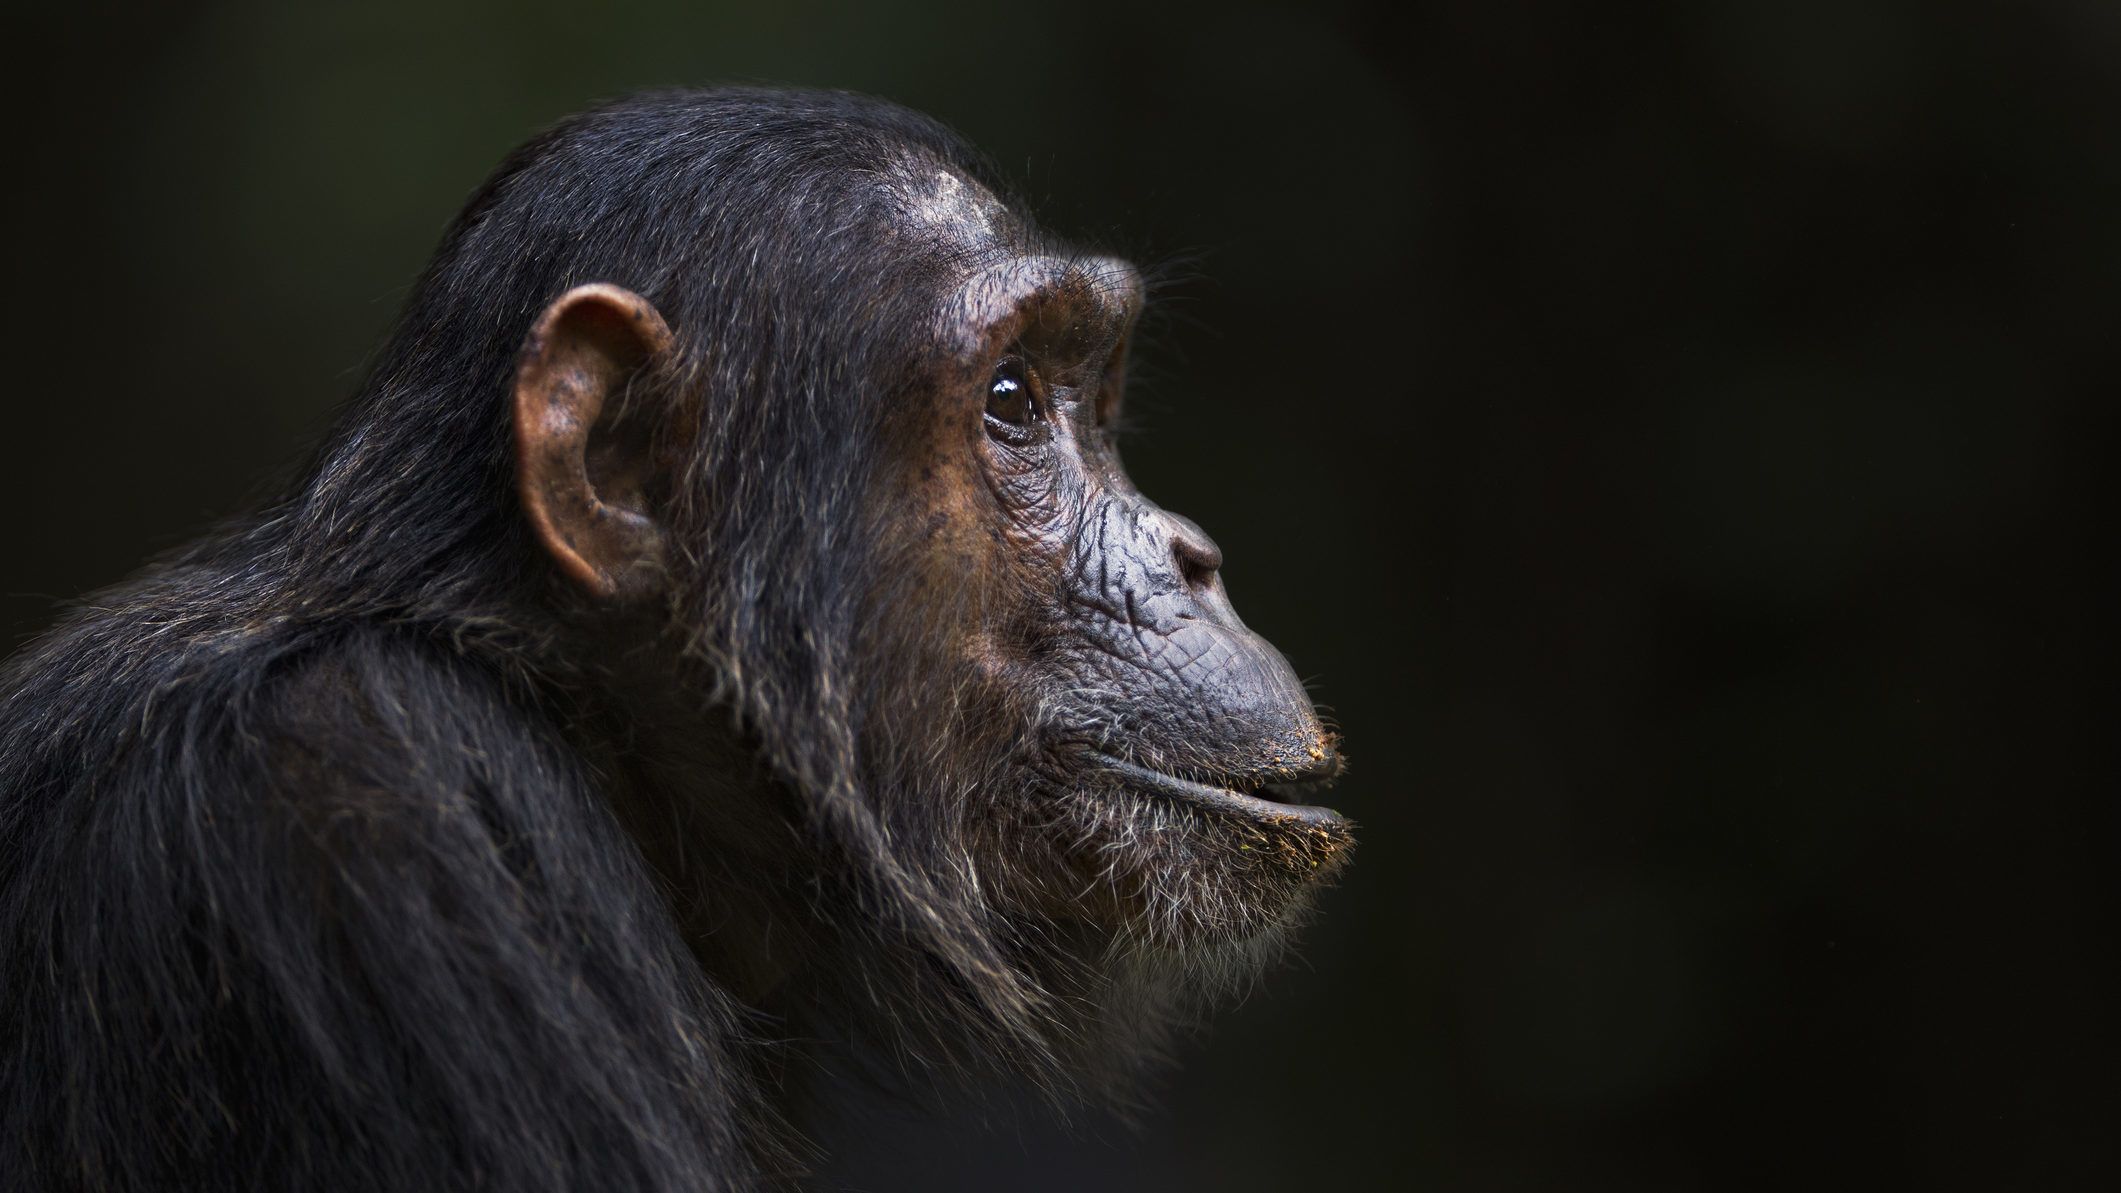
[{"x1": 1088, "y1": 752, "x2": 1348, "y2": 827}]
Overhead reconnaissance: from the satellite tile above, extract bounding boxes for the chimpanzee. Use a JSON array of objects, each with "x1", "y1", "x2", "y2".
[{"x1": 0, "y1": 88, "x2": 1352, "y2": 1190}]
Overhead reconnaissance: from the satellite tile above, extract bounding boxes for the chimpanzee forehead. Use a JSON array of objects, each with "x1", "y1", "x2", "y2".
[
  {"x1": 872, "y1": 153, "x2": 1141, "y2": 360},
  {"x1": 935, "y1": 251, "x2": 1143, "y2": 361}
]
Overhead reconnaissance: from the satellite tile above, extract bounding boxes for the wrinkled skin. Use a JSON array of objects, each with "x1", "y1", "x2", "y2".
[{"x1": 893, "y1": 226, "x2": 1354, "y2": 946}]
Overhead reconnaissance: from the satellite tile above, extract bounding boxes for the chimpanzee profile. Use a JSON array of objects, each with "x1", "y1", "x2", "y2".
[{"x1": 0, "y1": 88, "x2": 1352, "y2": 1190}]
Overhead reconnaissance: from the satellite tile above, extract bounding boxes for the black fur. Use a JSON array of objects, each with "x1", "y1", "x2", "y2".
[{"x1": 1, "y1": 88, "x2": 1344, "y2": 1190}]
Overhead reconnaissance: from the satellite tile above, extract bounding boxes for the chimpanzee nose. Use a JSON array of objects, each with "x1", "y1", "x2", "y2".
[{"x1": 1166, "y1": 513, "x2": 1224, "y2": 591}]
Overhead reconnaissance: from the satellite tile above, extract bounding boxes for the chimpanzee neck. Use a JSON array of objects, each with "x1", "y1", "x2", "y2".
[{"x1": 542, "y1": 641, "x2": 818, "y2": 1007}]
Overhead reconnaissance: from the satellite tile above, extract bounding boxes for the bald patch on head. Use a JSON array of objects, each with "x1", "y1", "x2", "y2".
[{"x1": 894, "y1": 163, "x2": 1011, "y2": 245}]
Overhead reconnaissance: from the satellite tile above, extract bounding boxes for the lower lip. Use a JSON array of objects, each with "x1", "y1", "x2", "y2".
[{"x1": 1088, "y1": 754, "x2": 1348, "y2": 827}]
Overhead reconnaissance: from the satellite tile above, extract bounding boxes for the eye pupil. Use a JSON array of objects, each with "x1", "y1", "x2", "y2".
[{"x1": 987, "y1": 361, "x2": 1036, "y2": 426}]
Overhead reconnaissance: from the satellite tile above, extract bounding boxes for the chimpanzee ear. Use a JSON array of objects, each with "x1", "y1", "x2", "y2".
[{"x1": 512, "y1": 283, "x2": 677, "y2": 602}]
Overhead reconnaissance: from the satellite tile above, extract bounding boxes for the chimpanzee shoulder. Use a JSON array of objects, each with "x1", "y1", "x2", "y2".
[{"x1": 0, "y1": 569, "x2": 783, "y2": 1189}]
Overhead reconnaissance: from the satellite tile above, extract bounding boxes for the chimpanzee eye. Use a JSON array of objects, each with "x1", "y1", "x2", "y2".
[{"x1": 986, "y1": 358, "x2": 1038, "y2": 427}]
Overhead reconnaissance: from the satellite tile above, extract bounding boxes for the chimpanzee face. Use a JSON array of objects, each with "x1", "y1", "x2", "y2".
[{"x1": 890, "y1": 197, "x2": 1354, "y2": 945}]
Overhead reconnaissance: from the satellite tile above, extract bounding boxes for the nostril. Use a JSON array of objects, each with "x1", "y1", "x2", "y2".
[
  {"x1": 1175, "y1": 542, "x2": 1219, "y2": 589},
  {"x1": 1171, "y1": 522, "x2": 1223, "y2": 591}
]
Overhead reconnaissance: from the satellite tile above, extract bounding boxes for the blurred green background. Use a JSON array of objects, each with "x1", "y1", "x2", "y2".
[{"x1": 8, "y1": 1, "x2": 2114, "y2": 1188}]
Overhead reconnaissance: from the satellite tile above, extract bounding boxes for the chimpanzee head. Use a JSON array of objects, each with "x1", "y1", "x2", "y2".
[{"x1": 366, "y1": 88, "x2": 1350, "y2": 1079}]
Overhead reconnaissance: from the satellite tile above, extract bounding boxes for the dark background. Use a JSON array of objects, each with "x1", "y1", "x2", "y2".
[{"x1": 9, "y1": 1, "x2": 2114, "y2": 1188}]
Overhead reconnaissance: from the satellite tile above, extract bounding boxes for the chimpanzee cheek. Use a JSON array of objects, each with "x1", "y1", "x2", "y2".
[{"x1": 987, "y1": 456, "x2": 1082, "y2": 565}]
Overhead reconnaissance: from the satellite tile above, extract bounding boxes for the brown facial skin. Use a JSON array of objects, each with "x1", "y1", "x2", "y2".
[
  {"x1": 516, "y1": 210, "x2": 1350, "y2": 960},
  {"x1": 910, "y1": 253, "x2": 1354, "y2": 945},
  {"x1": 944, "y1": 258, "x2": 1341, "y2": 795}
]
